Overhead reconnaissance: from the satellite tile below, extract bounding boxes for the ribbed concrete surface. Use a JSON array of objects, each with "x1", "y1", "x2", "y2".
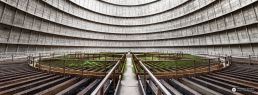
[{"x1": 118, "y1": 54, "x2": 141, "y2": 95}]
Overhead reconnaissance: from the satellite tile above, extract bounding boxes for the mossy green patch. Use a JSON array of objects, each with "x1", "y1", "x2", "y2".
[{"x1": 40, "y1": 59, "x2": 113, "y2": 70}]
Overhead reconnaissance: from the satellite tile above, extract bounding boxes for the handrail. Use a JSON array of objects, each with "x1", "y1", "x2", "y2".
[
  {"x1": 91, "y1": 54, "x2": 125, "y2": 95},
  {"x1": 133, "y1": 54, "x2": 171, "y2": 95}
]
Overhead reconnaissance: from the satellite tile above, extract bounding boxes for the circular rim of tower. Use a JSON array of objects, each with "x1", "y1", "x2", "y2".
[{"x1": 98, "y1": 0, "x2": 160, "y2": 7}]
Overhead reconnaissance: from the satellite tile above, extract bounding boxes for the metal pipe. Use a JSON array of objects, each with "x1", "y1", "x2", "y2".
[
  {"x1": 91, "y1": 54, "x2": 125, "y2": 95},
  {"x1": 134, "y1": 54, "x2": 171, "y2": 95},
  {"x1": 138, "y1": 75, "x2": 147, "y2": 95}
]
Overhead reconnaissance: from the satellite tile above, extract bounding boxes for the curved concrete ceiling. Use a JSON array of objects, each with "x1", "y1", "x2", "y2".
[
  {"x1": 0, "y1": 0, "x2": 257, "y2": 56},
  {"x1": 99, "y1": 0, "x2": 160, "y2": 6},
  {"x1": 69, "y1": 0, "x2": 188, "y2": 17}
]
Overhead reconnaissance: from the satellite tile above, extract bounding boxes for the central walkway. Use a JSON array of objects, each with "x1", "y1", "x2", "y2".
[{"x1": 118, "y1": 53, "x2": 141, "y2": 95}]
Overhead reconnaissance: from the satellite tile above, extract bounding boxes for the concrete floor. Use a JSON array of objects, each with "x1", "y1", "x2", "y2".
[{"x1": 118, "y1": 55, "x2": 141, "y2": 95}]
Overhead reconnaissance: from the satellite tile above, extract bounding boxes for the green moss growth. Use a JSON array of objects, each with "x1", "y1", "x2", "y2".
[
  {"x1": 40, "y1": 59, "x2": 114, "y2": 70},
  {"x1": 141, "y1": 54, "x2": 209, "y2": 72}
]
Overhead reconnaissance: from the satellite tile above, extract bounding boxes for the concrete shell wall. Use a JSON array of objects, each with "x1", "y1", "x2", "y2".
[{"x1": 0, "y1": 0, "x2": 258, "y2": 56}]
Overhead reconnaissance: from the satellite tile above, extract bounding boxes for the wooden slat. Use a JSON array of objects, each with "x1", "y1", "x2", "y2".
[
  {"x1": 0, "y1": 72, "x2": 42, "y2": 82},
  {"x1": 170, "y1": 79, "x2": 201, "y2": 95},
  {"x1": 181, "y1": 78, "x2": 222, "y2": 95},
  {"x1": 56, "y1": 78, "x2": 89, "y2": 95},
  {"x1": 0, "y1": 74, "x2": 53, "y2": 90},
  {"x1": 201, "y1": 75, "x2": 258, "y2": 95},
  {"x1": 209, "y1": 74, "x2": 258, "y2": 89},
  {"x1": 191, "y1": 77, "x2": 243, "y2": 95},
  {"x1": 0, "y1": 73, "x2": 48, "y2": 86},
  {"x1": 77, "y1": 79, "x2": 101, "y2": 95},
  {"x1": 147, "y1": 80, "x2": 158, "y2": 95},
  {"x1": 36, "y1": 77, "x2": 79, "y2": 95},
  {"x1": 160, "y1": 80, "x2": 182, "y2": 95},
  {"x1": 216, "y1": 72, "x2": 258, "y2": 82},
  {"x1": 13, "y1": 77, "x2": 68, "y2": 95},
  {"x1": 0, "y1": 75, "x2": 61, "y2": 95}
]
